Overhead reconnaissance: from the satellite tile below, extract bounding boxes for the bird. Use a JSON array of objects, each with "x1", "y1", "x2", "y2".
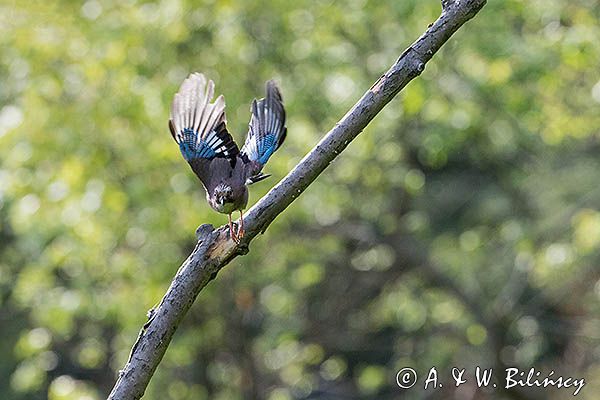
[{"x1": 169, "y1": 73, "x2": 287, "y2": 242}]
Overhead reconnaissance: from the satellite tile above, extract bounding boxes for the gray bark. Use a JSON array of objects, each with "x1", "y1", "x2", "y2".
[{"x1": 108, "y1": 1, "x2": 487, "y2": 398}]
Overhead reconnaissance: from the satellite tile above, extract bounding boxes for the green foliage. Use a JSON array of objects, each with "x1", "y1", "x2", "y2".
[{"x1": 1, "y1": 0, "x2": 599, "y2": 399}]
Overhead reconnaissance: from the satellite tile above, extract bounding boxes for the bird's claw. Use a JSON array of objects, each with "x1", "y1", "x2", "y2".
[
  {"x1": 232, "y1": 226, "x2": 245, "y2": 244},
  {"x1": 229, "y1": 223, "x2": 244, "y2": 244},
  {"x1": 229, "y1": 227, "x2": 239, "y2": 243},
  {"x1": 227, "y1": 212, "x2": 245, "y2": 244}
]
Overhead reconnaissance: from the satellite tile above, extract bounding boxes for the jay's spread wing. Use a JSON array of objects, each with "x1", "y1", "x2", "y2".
[
  {"x1": 169, "y1": 73, "x2": 239, "y2": 183},
  {"x1": 240, "y1": 80, "x2": 287, "y2": 183}
]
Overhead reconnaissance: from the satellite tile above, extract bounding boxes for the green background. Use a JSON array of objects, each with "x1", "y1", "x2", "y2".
[{"x1": 1, "y1": 0, "x2": 599, "y2": 399}]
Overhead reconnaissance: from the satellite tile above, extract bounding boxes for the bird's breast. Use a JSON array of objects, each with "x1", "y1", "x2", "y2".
[{"x1": 212, "y1": 201, "x2": 237, "y2": 214}]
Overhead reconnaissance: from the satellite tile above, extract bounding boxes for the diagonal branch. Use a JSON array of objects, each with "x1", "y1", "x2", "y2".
[{"x1": 108, "y1": 1, "x2": 487, "y2": 398}]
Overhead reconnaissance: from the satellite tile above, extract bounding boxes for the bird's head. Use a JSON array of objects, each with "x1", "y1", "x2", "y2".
[
  {"x1": 214, "y1": 184, "x2": 233, "y2": 204},
  {"x1": 210, "y1": 184, "x2": 235, "y2": 213}
]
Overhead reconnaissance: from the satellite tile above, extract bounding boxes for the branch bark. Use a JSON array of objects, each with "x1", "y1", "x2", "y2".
[{"x1": 108, "y1": 1, "x2": 487, "y2": 398}]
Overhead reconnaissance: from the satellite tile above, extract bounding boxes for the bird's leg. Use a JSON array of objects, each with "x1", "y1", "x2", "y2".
[
  {"x1": 228, "y1": 213, "x2": 238, "y2": 242},
  {"x1": 237, "y1": 210, "x2": 245, "y2": 239}
]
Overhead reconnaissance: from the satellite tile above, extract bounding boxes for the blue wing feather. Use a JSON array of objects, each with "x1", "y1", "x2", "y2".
[
  {"x1": 241, "y1": 80, "x2": 287, "y2": 168},
  {"x1": 178, "y1": 128, "x2": 219, "y2": 161},
  {"x1": 174, "y1": 124, "x2": 237, "y2": 162},
  {"x1": 257, "y1": 134, "x2": 277, "y2": 164}
]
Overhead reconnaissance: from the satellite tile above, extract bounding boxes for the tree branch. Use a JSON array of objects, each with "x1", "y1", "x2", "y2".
[{"x1": 108, "y1": 1, "x2": 487, "y2": 398}]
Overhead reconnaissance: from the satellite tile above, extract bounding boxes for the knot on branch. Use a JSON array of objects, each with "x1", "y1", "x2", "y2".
[
  {"x1": 195, "y1": 224, "x2": 215, "y2": 242},
  {"x1": 442, "y1": 0, "x2": 487, "y2": 17},
  {"x1": 441, "y1": 0, "x2": 456, "y2": 10}
]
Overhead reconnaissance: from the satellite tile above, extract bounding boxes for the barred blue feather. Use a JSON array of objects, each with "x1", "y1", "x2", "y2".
[{"x1": 241, "y1": 80, "x2": 287, "y2": 168}]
